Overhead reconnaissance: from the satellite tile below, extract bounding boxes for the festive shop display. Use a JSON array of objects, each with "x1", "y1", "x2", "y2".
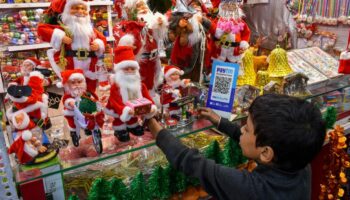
[{"x1": 0, "y1": 0, "x2": 350, "y2": 199}]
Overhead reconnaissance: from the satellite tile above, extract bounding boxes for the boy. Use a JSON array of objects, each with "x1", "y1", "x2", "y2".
[{"x1": 147, "y1": 94, "x2": 326, "y2": 200}]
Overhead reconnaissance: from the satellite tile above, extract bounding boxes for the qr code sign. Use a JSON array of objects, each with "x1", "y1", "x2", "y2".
[{"x1": 213, "y1": 76, "x2": 232, "y2": 94}]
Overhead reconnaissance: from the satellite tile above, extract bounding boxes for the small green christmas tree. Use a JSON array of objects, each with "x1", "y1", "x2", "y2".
[
  {"x1": 109, "y1": 178, "x2": 130, "y2": 200},
  {"x1": 148, "y1": 166, "x2": 171, "y2": 200},
  {"x1": 88, "y1": 178, "x2": 110, "y2": 200},
  {"x1": 79, "y1": 95, "x2": 97, "y2": 114},
  {"x1": 130, "y1": 172, "x2": 150, "y2": 200},
  {"x1": 68, "y1": 194, "x2": 80, "y2": 200},
  {"x1": 220, "y1": 138, "x2": 240, "y2": 167},
  {"x1": 204, "y1": 140, "x2": 221, "y2": 163},
  {"x1": 164, "y1": 164, "x2": 188, "y2": 194},
  {"x1": 323, "y1": 106, "x2": 337, "y2": 129}
]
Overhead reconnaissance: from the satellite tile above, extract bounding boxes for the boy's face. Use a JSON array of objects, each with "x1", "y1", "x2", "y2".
[{"x1": 239, "y1": 115, "x2": 262, "y2": 160}]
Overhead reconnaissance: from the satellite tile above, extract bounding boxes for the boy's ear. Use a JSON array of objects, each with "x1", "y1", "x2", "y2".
[{"x1": 259, "y1": 146, "x2": 274, "y2": 164}]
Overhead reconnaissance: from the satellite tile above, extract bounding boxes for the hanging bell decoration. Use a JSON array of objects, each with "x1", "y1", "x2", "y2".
[
  {"x1": 255, "y1": 70, "x2": 269, "y2": 88},
  {"x1": 267, "y1": 45, "x2": 293, "y2": 84},
  {"x1": 237, "y1": 49, "x2": 256, "y2": 86}
]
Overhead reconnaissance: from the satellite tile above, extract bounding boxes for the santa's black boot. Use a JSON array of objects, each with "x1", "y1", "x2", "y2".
[
  {"x1": 128, "y1": 125, "x2": 144, "y2": 136},
  {"x1": 114, "y1": 130, "x2": 130, "y2": 142},
  {"x1": 84, "y1": 129, "x2": 92, "y2": 136},
  {"x1": 70, "y1": 131, "x2": 80, "y2": 147}
]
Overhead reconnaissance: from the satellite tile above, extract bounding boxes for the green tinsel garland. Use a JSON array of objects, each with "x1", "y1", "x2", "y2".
[
  {"x1": 204, "y1": 140, "x2": 221, "y2": 163},
  {"x1": 109, "y1": 178, "x2": 130, "y2": 200},
  {"x1": 323, "y1": 106, "x2": 337, "y2": 129}
]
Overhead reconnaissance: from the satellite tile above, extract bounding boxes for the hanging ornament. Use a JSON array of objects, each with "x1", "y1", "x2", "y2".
[{"x1": 267, "y1": 45, "x2": 293, "y2": 84}]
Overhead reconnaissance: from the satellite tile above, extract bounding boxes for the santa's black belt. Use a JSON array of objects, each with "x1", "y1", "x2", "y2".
[
  {"x1": 65, "y1": 50, "x2": 96, "y2": 58},
  {"x1": 220, "y1": 41, "x2": 240, "y2": 47},
  {"x1": 141, "y1": 51, "x2": 158, "y2": 59}
]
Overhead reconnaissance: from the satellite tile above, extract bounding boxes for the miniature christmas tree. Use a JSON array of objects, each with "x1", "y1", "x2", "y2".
[
  {"x1": 148, "y1": 166, "x2": 171, "y2": 200},
  {"x1": 204, "y1": 140, "x2": 221, "y2": 163},
  {"x1": 220, "y1": 138, "x2": 240, "y2": 167},
  {"x1": 319, "y1": 125, "x2": 350, "y2": 199},
  {"x1": 88, "y1": 178, "x2": 110, "y2": 200},
  {"x1": 323, "y1": 106, "x2": 337, "y2": 129},
  {"x1": 130, "y1": 172, "x2": 150, "y2": 200},
  {"x1": 109, "y1": 178, "x2": 130, "y2": 200},
  {"x1": 68, "y1": 194, "x2": 80, "y2": 200},
  {"x1": 79, "y1": 95, "x2": 97, "y2": 114},
  {"x1": 164, "y1": 164, "x2": 188, "y2": 194}
]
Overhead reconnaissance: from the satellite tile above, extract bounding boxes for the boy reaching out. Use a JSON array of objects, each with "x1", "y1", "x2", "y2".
[{"x1": 147, "y1": 94, "x2": 326, "y2": 200}]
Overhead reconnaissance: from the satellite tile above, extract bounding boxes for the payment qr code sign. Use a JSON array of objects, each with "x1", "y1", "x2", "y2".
[{"x1": 206, "y1": 60, "x2": 239, "y2": 113}]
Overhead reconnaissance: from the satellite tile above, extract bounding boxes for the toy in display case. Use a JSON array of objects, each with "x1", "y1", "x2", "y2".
[
  {"x1": 342, "y1": 87, "x2": 350, "y2": 112},
  {"x1": 90, "y1": 7, "x2": 109, "y2": 37},
  {"x1": 263, "y1": 81, "x2": 281, "y2": 95},
  {"x1": 282, "y1": 72, "x2": 311, "y2": 97},
  {"x1": 324, "y1": 91, "x2": 343, "y2": 112},
  {"x1": 234, "y1": 85, "x2": 260, "y2": 114}
]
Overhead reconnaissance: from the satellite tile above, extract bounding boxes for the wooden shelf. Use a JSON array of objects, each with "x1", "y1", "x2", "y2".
[{"x1": 7, "y1": 43, "x2": 51, "y2": 52}]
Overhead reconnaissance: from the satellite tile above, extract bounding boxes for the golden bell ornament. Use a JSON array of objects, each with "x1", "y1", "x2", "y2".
[
  {"x1": 267, "y1": 45, "x2": 293, "y2": 83},
  {"x1": 237, "y1": 49, "x2": 256, "y2": 86},
  {"x1": 255, "y1": 70, "x2": 270, "y2": 87}
]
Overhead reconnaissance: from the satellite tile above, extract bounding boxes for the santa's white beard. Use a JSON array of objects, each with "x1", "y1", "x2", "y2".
[
  {"x1": 188, "y1": 13, "x2": 201, "y2": 46},
  {"x1": 65, "y1": 83, "x2": 86, "y2": 98},
  {"x1": 137, "y1": 12, "x2": 155, "y2": 27},
  {"x1": 61, "y1": 13, "x2": 94, "y2": 49},
  {"x1": 166, "y1": 78, "x2": 181, "y2": 89},
  {"x1": 115, "y1": 70, "x2": 141, "y2": 94}
]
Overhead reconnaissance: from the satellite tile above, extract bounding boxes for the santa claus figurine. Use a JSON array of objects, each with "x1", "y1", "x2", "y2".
[
  {"x1": 113, "y1": 0, "x2": 168, "y2": 102},
  {"x1": 105, "y1": 45, "x2": 157, "y2": 142},
  {"x1": 6, "y1": 71, "x2": 50, "y2": 130},
  {"x1": 60, "y1": 69, "x2": 104, "y2": 147},
  {"x1": 8, "y1": 130, "x2": 44, "y2": 164},
  {"x1": 161, "y1": 65, "x2": 190, "y2": 118},
  {"x1": 38, "y1": 0, "x2": 107, "y2": 92},
  {"x1": 214, "y1": 1, "x2": 250, "y2": 63}
]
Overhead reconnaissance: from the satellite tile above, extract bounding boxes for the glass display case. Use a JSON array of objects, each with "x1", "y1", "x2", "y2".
[{"x1": 1, "y1": 74, "x2": 350, "y2": 199}]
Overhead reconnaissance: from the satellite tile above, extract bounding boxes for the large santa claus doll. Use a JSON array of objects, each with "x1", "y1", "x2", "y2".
[
  {"x1": 113, "y1": 0, "x2": 168, "y2": 102},
  {"x1": 38, "y1": 0, "x2": 107, "y2": 92},
  {"x1": 105, "y1": 44, "x2": 157, "y2": 142},
  {"x1": 214, "y1": 1, "x2": 250, "y2": 63},
  {"x1": 60, "y1": 69, "x2": 104, "y2": 147}
]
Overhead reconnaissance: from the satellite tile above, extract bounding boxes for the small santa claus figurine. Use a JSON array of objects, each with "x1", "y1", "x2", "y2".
[
  {"x1": 105, "y1": 45, "x2": 157, "y2": 142},
  {"x1": 113, "y1": 0, "x2": 168, "y2": 102},
  {"x1": 6, "y1": 71, "x2": 50, "y2": 130},
  {"x1": 60, "y1": 69, "x2": 104, "y2": 147},
  {"x1": 38, "y1": 0, "x2": 107, "y2": 92},
  {"x1": 8, "y1": 130, "x2": 44, "y2": 164},
  {"x1": 214, "y1": 1, "x2": 250, "y2": 63},
  {"x1": 161, "y1": 65, "x2": 190, "y2": 117}
]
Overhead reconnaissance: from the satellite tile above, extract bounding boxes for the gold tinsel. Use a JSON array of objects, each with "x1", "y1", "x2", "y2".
[
  {"x1": 267, "y1": 45, "x2": 293, "y2": 84},
  {"x1": 237, "y1": 49, "x2": 256, "y2": 86}
]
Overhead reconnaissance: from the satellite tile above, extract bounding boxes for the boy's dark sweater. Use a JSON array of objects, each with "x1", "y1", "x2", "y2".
[{"x1": 156, "y1": 118, "x2": 311, "y2": 200}]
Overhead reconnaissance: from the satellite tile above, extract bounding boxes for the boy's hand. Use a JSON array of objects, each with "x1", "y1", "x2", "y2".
[
  {"x1": 146, "y1": 118, "x2": 163, "y2": 138},
  {"x1": 198, "y1": 107, "x2": 221, "y2": 126}
]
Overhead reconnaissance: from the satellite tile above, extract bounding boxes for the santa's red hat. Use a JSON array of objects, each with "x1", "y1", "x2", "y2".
[
  {"x1": 164, "y1": 65, "x2": 184, "y2": 79},
  {"x1": 114, "y1": 44, "x2": 140, "y2": 72},
  {"x1": 57, "y1": 69, "x2": 85, "y2": 88},
  {"x1": 47, "y1": 0, "x2": 90, "y2": 14},
  {"x1": 23, "y1": 57, "x2": 41, "y2": 67}
]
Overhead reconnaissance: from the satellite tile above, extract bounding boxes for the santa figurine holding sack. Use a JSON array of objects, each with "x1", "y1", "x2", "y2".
[
  {"x1": 161, "y1": 65, "x2": 190, "y2": 118},
  {"x1": 105, "y1": 45, "x2": 157, "y2": 142},
  {"x1": 38, "y1": 0, "x2": 107, "y2": 92},
  {"x1": 61, "y1": 69, "x2": 104, "y2": 147},
  {"x1": 113, "y1": 0, "x2": 168, "y2": 103}
]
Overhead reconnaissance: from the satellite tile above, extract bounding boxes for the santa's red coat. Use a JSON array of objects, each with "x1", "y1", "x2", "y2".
[
  {"x1": 105, "y1": 82, "x2": 155, "y2": 122},
  {"x1": 8, "y1": 137, "x2": 34, "y2": 164},
  {"x1": 37, "y1": 23, "x2": 106, "y2": 92}
]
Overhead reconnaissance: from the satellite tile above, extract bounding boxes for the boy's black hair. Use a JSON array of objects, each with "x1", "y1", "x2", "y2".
[{"x1": 248, "y1": 94, "x2": 326, "y2": 172}]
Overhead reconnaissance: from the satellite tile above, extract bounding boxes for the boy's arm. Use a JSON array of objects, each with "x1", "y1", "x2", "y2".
[
  {"x1": 148, "y1": 119, "x2": 253, "y2": 199},
  {"x1": 217, "y1": 118, "x2": 241, "y2": 141}
]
